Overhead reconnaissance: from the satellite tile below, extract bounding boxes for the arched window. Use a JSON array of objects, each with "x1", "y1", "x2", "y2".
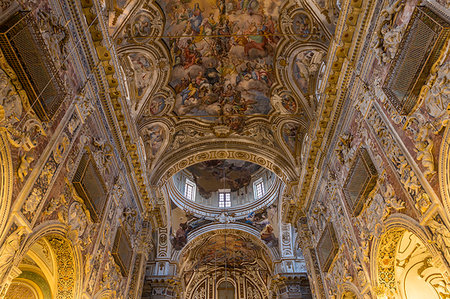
[
  {"x1": 184, "y1": 178, "x2": 196, "y2": 201},
  {"x1": 219, "y1": 190, "x2": 231, "y2": 208},
  {"x1": 217, "y1": 281, "x2": 235, "y2": 299},
  {"x1": 253, "y1": 178, "x2": 264, "y2": 199}
]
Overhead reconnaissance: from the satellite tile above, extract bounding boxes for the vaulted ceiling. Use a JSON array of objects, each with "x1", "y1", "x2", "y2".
[{"x1": 106, "y1": 0, "x2": 334, "y2": 189}]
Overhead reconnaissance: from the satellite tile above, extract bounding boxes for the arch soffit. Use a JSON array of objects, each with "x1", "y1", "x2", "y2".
[
  {"x1": 172, "y1": 225, "x2": 279, "y2": 266},
  {"x1": 368, "y1": 213, "x2": 439, "y2": 285},
  {"x1": 339, "y1": 282, "x2": 363, "y2": 299},
  {"x1": 19, "y1": 221, "x2": 82, "y2": 299},
  {"x1": 439, "y1": 126, "x2": 450, "y2": 221},
  {"x1": 0, "y1": 132, "x2": 13, "y2": 241},
  {"x1": 151, "y1": 144, "x2": 298, "y2": 186}
]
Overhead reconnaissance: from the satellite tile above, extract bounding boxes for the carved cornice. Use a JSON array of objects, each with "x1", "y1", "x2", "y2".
[
  {"x1": 164, "y1": 177, "x2": 282, "y2": 220},
  {"x1": 78, "y1": 0, "x2": 151, "y2": 212},
  {"x1": 286, "y1": 0, "x2": 372, "y2": 223},
  {"x1": 152, "y1": 146, "x2": 296, "y2": 186}
]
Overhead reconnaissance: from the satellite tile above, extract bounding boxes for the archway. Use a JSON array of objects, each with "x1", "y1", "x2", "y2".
[
  {"x1": 178, "y1": 227, "x2": 273, "y2": 299},
  {"x1": 0, "y1": 132, "x2": 13, "y2": 240},
  {"x1": 374, "y1": 227, "x2": 450, "y2": 298},
  {"x1": 5, "y1": 224, "x2": 80, "y2": 299}
]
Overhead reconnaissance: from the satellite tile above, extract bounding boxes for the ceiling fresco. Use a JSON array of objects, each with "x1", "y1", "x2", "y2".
[
  {"x1": 158, "y1": 0, "x2": 285, "y2": 121},
  {"x1": 184, "y1": 233, "x2": 265, "y2": 269},
  {"x1": 111, "y1": 0, "x2": 331, "y2": 192},
  {"x1": 186, "y1": 159, "x2": 262, "y2": 197}
]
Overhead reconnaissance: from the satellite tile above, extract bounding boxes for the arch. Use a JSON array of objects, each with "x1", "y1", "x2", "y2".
[
  {"x1": 216, "y1": 279, "x2": 236, "y2": 299},
  {"x1": 171, "y1": 223, "x2": 280, "y2": 280},
  {"x1": 0, "y1": 132, "x2": 13, "y2": 240},
  {"x1": 339, "y1": 282, "x2": 362, "y2": 299},
  {"x1": 151, "y1": 145, "x2": 298, "y2": 186},
  {"x1": 93, "y1": 289, "x2": 117, "y2": 299},
  {"x1": 370, "y1": 214, "x2": 448, "y2": 298},
  {"x1": 439, "y1": 125, "x2": 450, "y2": 218},
  {"x1": 17, "y1": 222, "x2": 82, "y2": 299}
]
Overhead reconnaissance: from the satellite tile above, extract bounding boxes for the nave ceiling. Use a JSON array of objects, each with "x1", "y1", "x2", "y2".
[
  {"x1": 106, "y1": 0, "x2": 332, "y2": 188},
  {"x1": 0, "y1": 0, "x2": 448, "y2": 297}
]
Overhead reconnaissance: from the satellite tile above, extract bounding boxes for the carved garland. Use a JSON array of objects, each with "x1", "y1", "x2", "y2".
[{"x1": 366, "y1": 104, "x2": 432, "y2": 215}]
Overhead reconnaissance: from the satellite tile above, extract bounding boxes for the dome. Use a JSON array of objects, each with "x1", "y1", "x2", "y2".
[{"x1": 168, "y1": 159, "x2": 282, "y2": 219}]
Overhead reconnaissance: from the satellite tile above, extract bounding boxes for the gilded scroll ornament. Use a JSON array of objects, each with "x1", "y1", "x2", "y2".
[{"x1": 0, "y1": 226, "x2": 26, "y2": 285}]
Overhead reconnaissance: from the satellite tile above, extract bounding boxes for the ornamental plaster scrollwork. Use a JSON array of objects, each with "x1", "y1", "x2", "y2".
[
  {"x1": 156, "y1": 148, "x2": 292, "y2": 186},
  {"x1": 335, "y1": 132, "x2": 356, "y2": 166},
  {"x1": 325, "y1": 251, "x2": 353, "y2": 297},
  {"x1": 356, "y1": 173, "x2": 405, "y2": 263},
  {"x1": 101, "y1": 251, "x2": 125, "y2": 293},
  {"x1": 426, "y1": 213, "x2": 450, "y2": 270},
  {"x1": 17, "y1": 154, "x2": 34, "y2": 182},
  {"x1": 366, "y1": 105, "x2": 433, "y2": 215},
  {"x1": 0, "y1": 226, "x2": 26, "y2": 286},
  {"x1": 74, "y1": 93, "x2": 94, "y2": 124},
  {"x1": 92, "y1": 137, "x2": 113, "y2": 178},
  {"x1": 371, "y1": 0, "x2": 406, "y2": 65}
]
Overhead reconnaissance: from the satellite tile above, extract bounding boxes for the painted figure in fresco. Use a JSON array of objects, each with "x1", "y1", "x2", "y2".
[
  {"x1": 205, "y1": 62, "x2": 220, "y2": 85},
  {"x1": 283, "y1": 123, "x2": 301, "y2": 152},
  {"x1": 236, "y1": 62, "x2": 257, "y2": 84},
  {"x1": 245, "y1": 211, "x2": 256, "y2": 225},
  {"x1": 129, "y1": 54, "x2": 152, "y2": 98},
  {"x1": 282, "y1": 95, "x2": 297, "y2": 113},
  {"x1": 171, "y1": 222, "x2": 188, "y2": 250},
  {"x1": 260, "y1": 223, "x2": 278, "y2": 247},
  {"x1": 254, "y1": 60, "x2": 272, "y2": 85},
  {"x1": 216, "y1": 18, "x2": 232, "y2": 54},
  {"x1": 244, "y1": 21, "x2": 267, "y2": 56},
  {"x1": 294, "y1": 14, "x2": 311, "y2": 39},
  {"x1": 143, "y1": 124, "x2": 164, "y2": 162},
  {"x1": 294, "y1": 50, "x2": 325, "y2": 94},
  {"x1": 170, "y1": 215, "x2": 209, "y2": 250},
  {"x1": 188, "y1": 3, "x2": 204, "y2": 34},
  {"x1": 167, "y1": 0, "x2": 276, "y2": 122},
  {"x1": 240, "y1": 0, "x2": 258, "y2": 12},
  {"x1": 180, "y1": 79, "x2": 199, "y2": 105},
  {"x1": 148, "y1": 97, "x2": 165, "y2": 115},
  {"x1": 182, "y1": 40, "x2": 201, "y2": 69}
]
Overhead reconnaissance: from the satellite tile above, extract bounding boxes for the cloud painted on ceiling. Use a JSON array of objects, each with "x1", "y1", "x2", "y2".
[{"x1": 157, "y1": 0, "x2": 307, "y2": 124}]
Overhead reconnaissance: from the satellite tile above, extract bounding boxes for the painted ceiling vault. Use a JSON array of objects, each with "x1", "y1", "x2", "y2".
[
  {"x1": 110, "y1": 0, "x2": 331, "y2": 185},
  {"x1": 109, "y1": 2, "x2": 331, "y2": 294}
]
